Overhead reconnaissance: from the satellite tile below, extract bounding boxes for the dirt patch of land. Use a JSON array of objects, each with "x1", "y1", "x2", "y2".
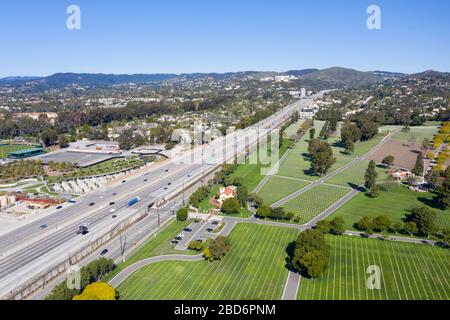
[{"x1": 367, "y1": 139, "x2": 422, "y2": 170}]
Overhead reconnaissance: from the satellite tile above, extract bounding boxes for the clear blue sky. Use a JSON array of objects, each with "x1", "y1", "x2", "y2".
[{"x1": 0, "y1": 0, "x2": 449, "y2": 77}]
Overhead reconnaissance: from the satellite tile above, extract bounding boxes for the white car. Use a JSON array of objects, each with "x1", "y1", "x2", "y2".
[
  {"x1": 177, "y1": 233, "x2": 185, "y2": 238},
  {"x1": 110, "y1": 209, "x2": 116, "y2": 213}
]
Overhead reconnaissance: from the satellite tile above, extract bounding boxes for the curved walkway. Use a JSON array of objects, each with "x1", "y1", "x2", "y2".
[{"x1": 109, "y1": 254, "x2": 203, "y2": 288}]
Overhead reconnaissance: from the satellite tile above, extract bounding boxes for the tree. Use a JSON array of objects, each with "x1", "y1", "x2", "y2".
[
  {"x1": 298, "y1": 250, "x2": 329, "y2": 278},
  {"x1": 364, "y1": 161, "x2": 378, "y2": 196},
  {"x1": 443, "y1": 229, "x2": 450, "y2": 244},
  {"x1": 176, "y1": 207, "x2": 188, "y2": 221},
  {"x1": 405, "y1": 206, "x2": 436, "y2": 237},
  {"x1": 40, "y1": 128, "x2": 58, "y2": 147},
  {"x1": 373, "y1": 215, "x2": 391, "y2": 233},
  {"x1": 391, "y1": 221, "x2": 405, "y2": 234},
  {"x1": 256, "y1": 205, "x2": 272, "y2": 219},
  {"x1": 309, "y1": 141, "x2": 335, "y2": 176},
  {"x1": 315, "y1": 220, "x2": 332, "y2": 234},
  {"x1": 221, "y1": 198, "x2": 240, "y2": 214},
  {"x1": 73, "y1": 282, "x2": 118, "y2": 300},
  {"x1": 355, "y1": 216, "x2": 374, "y2": 232},
  {"x1": 341, "y1": 122, "x2": 362, "y2": 143},
  {"x1": 404, "y1": 221, "x2": 418, "y2": 236},
  {"x1": 329, "y1": 217, "x2": 345, "y2": 235},
  {"x1": 438, "y1": 167, "x2": 450, "y2": 209},
  {"x1": 344, "y1": 139, "x2": 354, "y2": 154},
  {"x1": 236, "y1": 186, "x2": 248, "y2": 207},
  {"x1": 412, "y1": 153, "x2": 424, "y2": 176},
  {"x1": 292, "y1": 229, "x2": 330, "y2": 278},
  {"x1": 58, "y1": 135, "x2": 70, "y2": 148},
  {"x1": 205, "y1": 236, "x2": 231, "y2": 261},
  {"x1": 188, "y1": 240, "x2": 204, "y2": 251},
  {"x1": 118, "y1": 128, "x2": 134, "y2": 150},
  {"x1": 309, "y1": 128, "x2": 316, "y2": 140},
  {"x1": 382, "y1": 155, "x2": 395, "y2": 168}
]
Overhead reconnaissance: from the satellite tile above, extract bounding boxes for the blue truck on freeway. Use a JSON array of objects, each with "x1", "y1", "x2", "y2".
[{"x1": 127, "y1": 197, "x2": 141, "y2": 207}]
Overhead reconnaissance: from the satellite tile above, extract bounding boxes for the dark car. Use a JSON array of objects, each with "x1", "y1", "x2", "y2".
[
  {"x1": 56, "y1": 206, "x2": 63, "y2": 210},
  {"x1": 144, "y1": 179, "x2": 148, "y2": 182},
  {"x1": 184, "y1": 228, "x2": 192, "y2": 232},
  {"x1": 175, "y1": 236, "x2": 182, "y2": 241},
  {"x1": 206, "y1": 228, "x2": 214, "y2": 233},
  {"x1": 165, "y1": 169, "x2": 169, "y2": 172},
  {"x1": 112, "y1": 215, "x2": 117, "y2": 219},
  {"x1": 121, "y1": 180, "x2": 126, "y2": 184},
  {"x1": 39, "y1": 224, "x2": 48, "y2": 230},
  {"x1": 112, "y1": 193, "x2": 117, "y2": 196},
  {"x1": 171, "y1": 240, "x2": 179, "y2": 244},
  {"x1": 100, "y1": 249, "x2": 109, "y2": 256},
  {"x1": 89, "y1": 202, "x2": 95, "y2": 207},
  {"x1": 168, "y1": 182, "x2": 172, "y2": 186},
  {"x1": 109, "y1": 202, "x2": 115, "y2": 206}
]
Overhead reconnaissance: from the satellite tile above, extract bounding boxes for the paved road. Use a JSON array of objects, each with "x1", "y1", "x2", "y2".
[
  {"x1": 282, "y1": 269, "x2": 301, "y2": 300},
  {"x1": 109, "y1": 254, "x2": 203, "y2": 288}
]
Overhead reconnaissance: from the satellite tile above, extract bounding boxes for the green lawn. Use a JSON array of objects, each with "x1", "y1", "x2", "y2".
[
  {"x1": 298, "y1": 235, "x2": 450, "y2": 300},
  {"x1": 392, "y1": 127, "x2": 439, "y2": 143},
  {"x1": 104, "y1": 219, "x2": 194, "y2": 282},
  {"x1": 328, "y1": 185, "x2": 450, "y2": 234},
  {"x1": 258, "y1": 176, "x2": 310, "y2": 205},
  {"x1": 117, "y1": 223, "x2": 299, "y2": 300},
  {"x1": 282, "y1": 184, "x2": 351, "y2": 224},
  {"x1": 0, "y1": 145, "x2": 34, "y2": 158},
  {"x1": 326, "y1": 160, "x2": 388, "y2": 188}
]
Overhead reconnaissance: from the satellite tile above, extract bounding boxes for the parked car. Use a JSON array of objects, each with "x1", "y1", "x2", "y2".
[{"x1": 184, "y1": 228, "x2": 192, "y2": 232}]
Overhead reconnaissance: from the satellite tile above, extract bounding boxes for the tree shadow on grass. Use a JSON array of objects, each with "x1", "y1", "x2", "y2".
[
  {"x1": 347, "y1": 182, "x2": 366, "y2": 192},
  {"x1": 417, "y1": 196, "x2": 445, "y2": 211},
  {"x1": 284, "y1": 241, "x2": 295, "y2": 271}
]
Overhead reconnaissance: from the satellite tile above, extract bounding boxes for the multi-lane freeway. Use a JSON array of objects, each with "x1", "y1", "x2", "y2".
[{"x1": 0, "y1": 95, "x2": 322, "y2": 298}]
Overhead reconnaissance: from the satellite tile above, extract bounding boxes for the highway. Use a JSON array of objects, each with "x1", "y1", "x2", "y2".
[{"x1": 0, "y1": 95, "x2": 322, "y2": 298}]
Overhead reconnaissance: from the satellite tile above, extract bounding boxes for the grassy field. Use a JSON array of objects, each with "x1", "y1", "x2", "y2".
[
  {"x1": 117, "y1": 223, "x2": 299, "y2": 300},
  {"x1": 258, "y1": 176, "x2": 310, "y2": 205},
  {"x1": 298, "y1": 235, "x2": 450, "y2": 300},
  {"x1": 392, "y1": 127, "x2": 439, "y2": 143},
  {"x1": 326, "y1": 160, "x2": 388, "y2": 187},
  {"x1": 328, "y1": 185, "x2": 450, "y2": 233},
  {"x1": 0, "y1": 145, "x2": 34, "y2": 158},
  {"x1": 104, "y1": 219, "x2": 194, "y2": 281},
  {"x1": 281, "y1": 184, "x2": 351, "y2": 224}
]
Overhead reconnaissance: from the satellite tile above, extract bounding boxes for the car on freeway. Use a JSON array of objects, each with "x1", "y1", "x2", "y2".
[
  {"x1": 112, "y1": 193, "x2": 117, "y2": 196},
  {"x1": 164, "y1": 169, "x2": 169, "y2": 172},
  {"x1": 68, "y1": 200, "x2": 76, "y2": 204},
  {"x1": 89, "y1": 202, "x2": 95, "y2": 207},
  {"x1": 168, "y1": 182, "x2": 172, "y2": 186},
  {"x1": 121, "y1": 180, "x2": 126, "y2": 184},
  {"x1": 109, "y1": 202, "x2": 115, "y2": 206},
  {"x1": 164, "y1": 187, "x2": 168, "y2": 190},
  {"x1": 112, "y1": 215, "x2": 117, "y2": 219},
  {"x1": 100, "y1": 249, "x2": 109, "y2": 256},
  {"x1": 39, "y1": 224, "x2": 48, "y2": 230},
  {"x1": 110, "y1": 208, "x2": 116, "y2": 213},
  {"x1": 144, "y1": 179, "x2": 148, "y2": 182},
  {"x1": 56, "y1": 205, "x2": 63, "y2": 210}
]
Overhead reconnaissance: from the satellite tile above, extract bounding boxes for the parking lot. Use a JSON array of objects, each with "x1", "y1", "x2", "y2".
[{"x1": 173, "y1": 217, "x2": 223, "y2": 250}]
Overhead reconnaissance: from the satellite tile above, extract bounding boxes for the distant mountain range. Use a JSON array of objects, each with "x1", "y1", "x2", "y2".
[{"x1": 0, "y1": 67, "x2": 447, "y2": 91}]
